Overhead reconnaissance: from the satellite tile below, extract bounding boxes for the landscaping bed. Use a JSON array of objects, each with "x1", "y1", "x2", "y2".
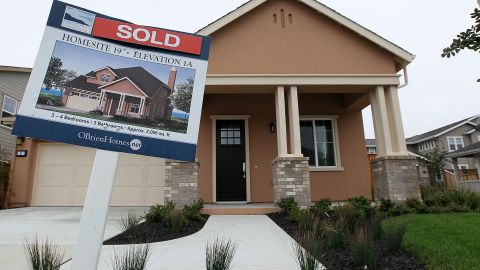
[
  {"x1": 269, "y1": 212, "x2": 424, "y2": 270},
  {"x1": 104, "y1": 214, "x2": 209, "y2": 244},
  {"x1": 104, "y1": 200, "x2": 208, "y2": 245}
]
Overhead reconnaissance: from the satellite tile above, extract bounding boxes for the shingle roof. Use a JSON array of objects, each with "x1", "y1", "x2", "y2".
[
  {"x1": 110, "y1": 67, "x2": 169, "y2": 97},
  {"x1": 68, "y1": 66, "x2": 170, "y2": 97},
  {"x1": 406, "y1": 115, "x2": 479, "y2": 144},
  {"x1": 446, "y1": 142, "x2": 480, "y2": 158},
  {"x1": 64, "y1": 75, "x2": 102, "y2": 93}
]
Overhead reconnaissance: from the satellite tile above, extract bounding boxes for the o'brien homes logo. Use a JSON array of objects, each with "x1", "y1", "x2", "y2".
[
  {"x1": 61, "y1": 6, "x2": 95, "y2": 34},
  {"x1": 78, "y1": 132, "x2": 142, "y2": 151}
]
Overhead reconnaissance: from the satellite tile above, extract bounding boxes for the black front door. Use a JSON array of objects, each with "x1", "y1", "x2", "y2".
[{"x1": 216, "y1": 120, "x2": 246, "y2": 201}]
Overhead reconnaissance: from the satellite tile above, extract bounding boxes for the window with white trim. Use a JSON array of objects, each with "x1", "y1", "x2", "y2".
[
  {"x1": 300, "y1": 118, "x2": 338, "y2": 167},
  {"x1": 1, "y1": 95, "x2": 18, "y2": 128},
  {"x1": 447, "y1": 137, "x2": 464, "y2": 152},
  {"x1": 130, "y1": 103, "x2": 140, "y2": 113},
  {"x1": 100, "y1": 74, "x2": 110, "y2": 82}
]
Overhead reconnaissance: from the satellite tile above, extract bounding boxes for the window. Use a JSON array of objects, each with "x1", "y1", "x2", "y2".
[
  {"x1": 300, "y1": 118, "x2": 338, "y2": 167},
  {"x1": 100, "y1": 74, "x2": 109, "y2": 82},
  {"x1": 435, "y1": 171, "x2": 443, "y2": 181},
  {"x1": 220, "y1": 123, "x2": 241, "y2": 145},
  {"x1": 447, "y1": 137, "x2": 464, "y2": 151},
  {"x1": 367, "y1": 147, "x2": 376, "y2": 154},
  {"x1": 1, "y1": 95, "x2": 18, "y2": 128},
  {"x1": 130, "y1": 103, "x2": 140, "y2": 113}
]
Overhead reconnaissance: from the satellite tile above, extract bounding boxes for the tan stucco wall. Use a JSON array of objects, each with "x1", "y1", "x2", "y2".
[
  {"x1": 9, "y1": 138, "x2": 39, "y2": 206},
  {"x1": 207, "y1": 0, "x2": 397, "y2": 75},
  {"x1": 197, "y1": 93, "x2": 371, "y2": 203}
]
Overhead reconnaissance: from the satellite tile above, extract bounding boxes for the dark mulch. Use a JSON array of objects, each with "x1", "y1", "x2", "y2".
[
  {"x1": 268, "y1": 212, "x2": 425, "y2": 270},
  {"x1": 104, "y1": 215, "x2": 209, "y2": 245}
]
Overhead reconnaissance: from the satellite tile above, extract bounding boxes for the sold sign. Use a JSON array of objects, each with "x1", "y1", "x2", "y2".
[{"x1": 92, "y1": 17, "x2": 203, "y2": 55}]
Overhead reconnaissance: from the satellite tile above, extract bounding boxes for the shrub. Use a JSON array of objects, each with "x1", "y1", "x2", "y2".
[
  {"x1": 24, "y1": 236, "x2": 65, "y2": 270},
  {"x1": 111, "y1": 244, "x2": 150, "y2": 270},
  {"x1": 118, "y1": 212, "x2": 140, "y2": 238},
  {"x1": 388, "y1": 203, "x2": 412, "y2": 217},
  {"x1": 347, "y1": 196, "x2": 374, "y2": 218},
  {"x1": 383, "y1": 221, "x2": 407, "y2": 252},
  {"x1": 294, "y1": 230, "x2": 319, "y2": 270},
  {"x1": 421, "y1": 186, "x2": 480, "y2": 212},
  {"x1": 183, "y1": 199, "x2": 204, "y2": 221},
  {"x1": 406, "y1": 198, "x2": 427, "y2": 213},
  {"x1": 164, "y1": 210, "x2": 188, "y2": 233},
  {"x1": 277, "y1": 197, "x2": 300, "y2": 215},
  {"x1": 370, "y1": 210, "x2": 384, "y2": 240},
  {"x1": 144, "y1": 201, "x2": 175, "y2": 223},
  {"x1": 379, "y1": 198, "x2": 395, "y2": 212},
  {"x1": 310, "y1": 198, "x2": 332, "y2": 217},
  {"x1": 206, "y1": 238, "x2": 237, "y2": 270},
  {"x1": 351, "y1": 228, "x2": 377, "y2": 269}
]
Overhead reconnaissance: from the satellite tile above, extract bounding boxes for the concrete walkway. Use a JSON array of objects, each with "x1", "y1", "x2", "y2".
[
  {"x1": 0, "y1": 207, "x2": 146, "y2": 270},
  {"x1": 62, "y1": 215, "x2": 316, "y2": 270}
]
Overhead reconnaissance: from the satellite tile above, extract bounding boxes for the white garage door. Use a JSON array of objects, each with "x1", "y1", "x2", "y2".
[{"x1": 32, "y1": 143, "x2": 165, "y2": 206}]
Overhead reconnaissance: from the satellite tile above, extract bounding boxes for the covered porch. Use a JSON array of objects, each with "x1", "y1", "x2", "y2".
[
  {"x1": 98, "y1": 90, "x2": 147, "y2": 118},
  {"x1": 447, "y1": 142, "x2": 480, "y2": 192}
]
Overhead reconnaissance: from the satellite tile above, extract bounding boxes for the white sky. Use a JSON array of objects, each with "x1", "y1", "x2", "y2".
[{"x1": 1, "y1": 0, "x2": 479, "y2": 139}]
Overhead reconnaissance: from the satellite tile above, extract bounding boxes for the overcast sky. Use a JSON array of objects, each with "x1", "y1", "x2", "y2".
[{"x1": 1, "y1": 0, "x2": 479, "y2": 139}]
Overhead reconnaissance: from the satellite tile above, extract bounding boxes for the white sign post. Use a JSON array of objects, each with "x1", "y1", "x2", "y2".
[{"x1": 71, "y1": 149, "x2": 119, "y2": 270}]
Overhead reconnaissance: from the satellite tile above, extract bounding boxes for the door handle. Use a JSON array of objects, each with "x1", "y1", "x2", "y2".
[{"x1": 242, "y1": 162, "x2": 246, "y2": 179}]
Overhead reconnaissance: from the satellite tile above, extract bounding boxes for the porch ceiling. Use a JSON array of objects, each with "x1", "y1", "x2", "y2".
[{"x1": 205, "y1": 84, "x2": 374, "y2": 94}]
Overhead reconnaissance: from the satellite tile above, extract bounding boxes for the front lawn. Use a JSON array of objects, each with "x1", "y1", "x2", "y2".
[{"x1": 384, "y1": 213, "x2": 480, "y2": 270}]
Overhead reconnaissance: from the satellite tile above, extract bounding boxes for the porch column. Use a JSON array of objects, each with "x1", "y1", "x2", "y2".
[
  {"x1": 369, "y1": 86, "x2": 393, "y2": 156},
  {"x1": 275, "y1": 86, "x2": 288, "y2": 157},
  {"x1": 452, "y1": 157, "x2": 461, "y2": 188},
  {"x1": 370, "y1": 85, "x2": 421, "y2": 202},
  {"x1": 98, "y1": 92, "x2": 104, "y2": 109},
  {"x1": 385, "y1": 86, "x2": 408, "y2": 154},
  {"x1": 139, "y1": 98, "x2": 146, "y2": 115},
  {"x1": 118, "y1": 94, "x2": 125, "y2": 111},
  {"x1": 287, "y1": 86, "x2": 302, "y2": 156}
]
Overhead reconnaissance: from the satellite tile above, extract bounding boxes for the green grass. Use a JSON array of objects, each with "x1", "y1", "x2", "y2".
[{"x1": 383, "y1": 213, "x2": 480, "y2": 270}]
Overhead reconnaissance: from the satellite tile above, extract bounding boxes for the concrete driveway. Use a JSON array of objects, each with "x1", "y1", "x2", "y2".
[{"x1": 0, "y1": 207, "x2": 146, "y2": 270}]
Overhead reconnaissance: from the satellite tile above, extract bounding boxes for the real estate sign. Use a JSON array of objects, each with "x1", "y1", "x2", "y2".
[{"x1": 13, "y1": 0, "x2": 210, "y2": 161}]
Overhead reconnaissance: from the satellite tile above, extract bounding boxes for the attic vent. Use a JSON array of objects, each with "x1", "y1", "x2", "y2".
[{"x1": 273, "y1": 9, "x2": 293, "y2": 29}]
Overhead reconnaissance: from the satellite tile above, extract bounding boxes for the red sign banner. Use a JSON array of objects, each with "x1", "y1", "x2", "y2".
[{"x1": 92, "y1": 17, "x2": 203, "y2": 55}]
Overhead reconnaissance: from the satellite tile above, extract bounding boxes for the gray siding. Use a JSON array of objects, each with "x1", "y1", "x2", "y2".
[{"x1": 0, "y1": 71, "x2": 30, "y2": 160}]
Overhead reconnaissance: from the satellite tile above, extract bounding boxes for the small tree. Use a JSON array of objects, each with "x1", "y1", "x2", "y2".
[
  {"x1": 170, "y1": 77, "x2": 193, "y2": 119},
  {"x1": 43, "y1": 57, "x2": 64, "y2": 89},
  {"x1": 442, "y1": 8, "x2": 480, "y2": 81},
  {"x1": 417, "y1": 148, "x2": 448, "y2": 186}
]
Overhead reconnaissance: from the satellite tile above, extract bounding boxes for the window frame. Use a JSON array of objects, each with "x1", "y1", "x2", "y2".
[
  {"x1": 100, "y1": 73, "x2": 110, "y2": 83},
  {"x1": 1, "y1": 94, "x2": 18, "y2": 129},
  {"x1": 299, "y1": 116, "x2": 342, "y2": 171},
  {"x1": 447, "y1": 136, "x2": 464, "y2": 152}
]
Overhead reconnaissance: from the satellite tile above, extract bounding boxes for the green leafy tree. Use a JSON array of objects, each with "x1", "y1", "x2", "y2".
[
  {"x1": 59, "y1": 69, "x2": 77, "y2": 87},
  {"x1": 442, "y1": 8, "x2": 480, "y2": 81},
  {"x1": 417, "y1": 148, "x2": 448, "y2": 186},
  {"x1": 171, "y1": 77, "x2": 193, "y2": 119},
  {"x1": 43, "y1": 57, "x2": 64, "y2": 89}
]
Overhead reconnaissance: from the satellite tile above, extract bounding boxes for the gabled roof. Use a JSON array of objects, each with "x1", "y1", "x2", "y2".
[
  {"x1": 64, "y1": 75, "x2": 101, "y2": 93},
  {"x1": 406, "y1": 115, "x2": 480, "y2": 144},
  {"x1": 446, "y1": 142, "x2": 480, "y2": 158},
  {"x1": 99, "y1": 77, "x2": 149, "y2": 97},
  {"x1": 78, "y1": 66, "x2": 170, "y2": 98},
  {"x1": 197, "y1": 0, "x2": 415, "y2": 67}
]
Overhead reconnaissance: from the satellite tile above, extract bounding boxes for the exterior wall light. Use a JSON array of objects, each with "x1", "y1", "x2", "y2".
[
  {"x1": 16, "y1": 137, "x2": 25, "y2": 146},
  {"x1": 270, "y1": 122, "x2": 276, "y2": 133}
]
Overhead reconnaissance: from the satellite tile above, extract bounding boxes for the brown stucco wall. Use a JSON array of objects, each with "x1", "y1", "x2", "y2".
[
  {"x1": 207, "y1": 0, "x2": 397, "y2": 75},
  {"x1": 9, "y1": 138, "x2": 39, "y2": 207},
  {"x1": 197, "y1": 93, "x2": 371, "y2": 203}
]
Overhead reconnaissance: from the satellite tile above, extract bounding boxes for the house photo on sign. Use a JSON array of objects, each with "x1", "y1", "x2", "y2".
[{"x1": 12, "y1": 0, "x2": 211, "y2": 161}]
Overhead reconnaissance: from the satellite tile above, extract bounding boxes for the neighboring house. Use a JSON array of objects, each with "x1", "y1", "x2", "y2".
[
  {"x1": 406, "y1": 115, "x2": 480, "y2": 177},
  {"x1": 446, "y1": 142, "x2": 480, "y2": 191},
  {"x1": 10, "y1": 0, "x2": 418, "y2": 208},
  {"x1": 365, "y1": 139, "x2": 377, "y2": 154},
  {"x1": 63, "y1": 66, "x2": 176, "y2": 120},
  {"x1": 0, "y1": 66, "x2": 30, "y2": 160}
]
